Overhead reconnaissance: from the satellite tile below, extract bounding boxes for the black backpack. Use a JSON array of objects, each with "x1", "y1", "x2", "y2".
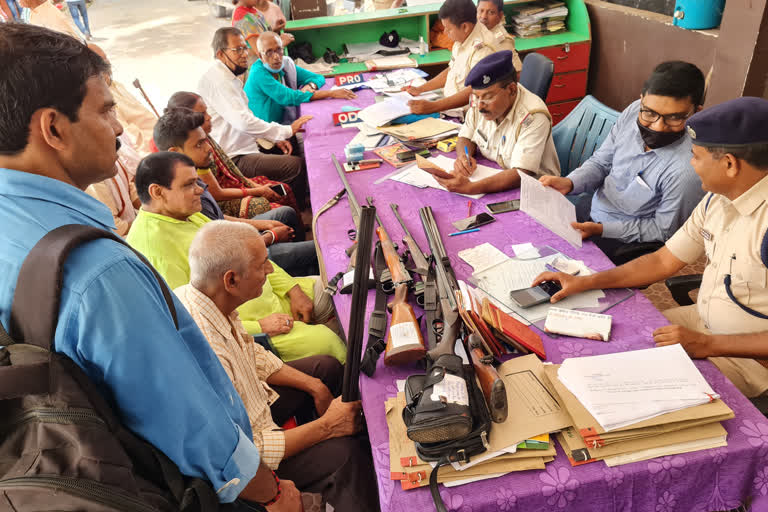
[{"x1": 0, "y1": 224, "x2": 219, "y2": 511}]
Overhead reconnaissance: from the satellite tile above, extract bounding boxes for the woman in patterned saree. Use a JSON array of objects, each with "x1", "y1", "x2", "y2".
[
  {"x1": 166, "y1": 91, "x2": 300, "y2": 218},
  {"x1": 231, "y1": 0, "x2": 293, "y2": 54}
]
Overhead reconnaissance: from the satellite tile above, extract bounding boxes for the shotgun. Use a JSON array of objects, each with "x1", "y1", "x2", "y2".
[
  {"x1": 332, "y1": 154, "x2": 374, "y2": 294},
  {"x1": 366, "y1": 197, "x2": 427, "y2": 366},
  {"x1": 419, "y1": 206, "x2": 508, "y2": 423},
  {"x1": 390, "y1": 203, "x2": 430, "y2": 276}
]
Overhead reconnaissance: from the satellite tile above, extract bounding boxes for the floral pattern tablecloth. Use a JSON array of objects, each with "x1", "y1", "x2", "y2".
[{"x1": 300, "y1": 84, "x2": 768, "y2": 512}]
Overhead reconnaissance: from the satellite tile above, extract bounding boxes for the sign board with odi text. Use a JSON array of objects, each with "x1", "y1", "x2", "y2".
[{"x1": 332, "y1": 109, "x2": 362, "y2": 126}]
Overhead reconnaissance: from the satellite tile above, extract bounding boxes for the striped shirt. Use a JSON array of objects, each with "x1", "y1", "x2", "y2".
[{"x1": 175, "y1": 284, "x2": 287, "y2": 469}]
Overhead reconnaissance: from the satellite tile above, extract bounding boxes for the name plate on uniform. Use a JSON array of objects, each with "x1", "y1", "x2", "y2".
[
  {"x1": 335, "y1": 73, "x2": 364, "y2": 86},
  {"x1": 332, "y1": 109, "x2": 362, "y2": 126}
]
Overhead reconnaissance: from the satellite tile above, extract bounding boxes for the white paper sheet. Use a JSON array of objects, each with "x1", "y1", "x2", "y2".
[
  {"x1": 388, "y1": 154, "x2": 503, "y2": 199},
  {"x1": 511, "y1": 242, "x2": 540, "y2": 259},
  {"x1": 458, "y1": 242, "x2": 510, "y2": 273},
  {"x1": 519, "y1": 172, "x2": 582, "y2": 248},
  {"x1": 558, "y1": 344, "x2": 720, "y2": 431},
  {"x1": 358, "y1": 97, "x2": 412, "y2": 127}
]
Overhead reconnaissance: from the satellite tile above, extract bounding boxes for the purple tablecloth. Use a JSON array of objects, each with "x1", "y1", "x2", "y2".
[{"x1": 300, "y1": 83, "x2": 768, "y2": 512}]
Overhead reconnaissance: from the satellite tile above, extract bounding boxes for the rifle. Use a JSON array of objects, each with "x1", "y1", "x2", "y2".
[
  {"x1": 332, "y1": 154, "x2": 375, "y2": 294},
  {"x1": 366, "y1": 198, "x2": 426, "y2": 366},
  {"x1": 390, "y1": 203, "x2": 430, "y2": 276},
  {"x1": 419, "y1": 206, "x2": 508, "y2": 423}
]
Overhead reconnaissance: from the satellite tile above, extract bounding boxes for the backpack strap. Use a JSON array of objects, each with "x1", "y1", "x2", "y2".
[{"x1": 9, "y1": 224, "x2": 178, "y2": 350}]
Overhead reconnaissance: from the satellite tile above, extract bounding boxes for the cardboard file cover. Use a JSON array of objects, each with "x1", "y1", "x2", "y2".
[
  {"x1": 483, "y1": 299, "x2": 546, "y2": 359},
  {"x1": 557, "y1": 422, "x2": 727, "y2": 465},
  {"x1": 542, "y1": 364, "x2": 733, "y2": 441},
  {"x1": 386, "y1": 394, "x2": 548, "y2": 488}
]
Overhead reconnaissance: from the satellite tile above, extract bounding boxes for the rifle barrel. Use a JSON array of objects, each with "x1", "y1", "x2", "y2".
[{"x1": 332, "y1": 154, "x2": 361, "y2": 230}]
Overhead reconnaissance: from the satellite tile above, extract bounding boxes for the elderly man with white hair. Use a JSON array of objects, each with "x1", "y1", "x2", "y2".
[
  {"x1": 243, "y1": 31, "x2": 357, "y2": 125},
  {"x1": 175, "y1": 221, "x2": 380, "y2": 511}
]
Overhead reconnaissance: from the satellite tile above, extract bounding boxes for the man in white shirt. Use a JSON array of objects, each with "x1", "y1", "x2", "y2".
[{"x1": 198, "y1": 27, "x2": 312, "y2": 204}]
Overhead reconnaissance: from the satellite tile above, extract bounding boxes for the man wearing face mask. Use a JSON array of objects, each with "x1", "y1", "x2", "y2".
[
  {"x1": 198, "y1": 27, "x2": 313, "y2": 206},
  {"x1": 541, "y1": 61, "x2": 706, "y2": 265},
  {"x1": 244, "y1": 32, "x2": 357, "y2": 125}
]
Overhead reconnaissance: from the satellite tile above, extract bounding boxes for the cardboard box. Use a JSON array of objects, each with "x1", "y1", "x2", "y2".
[{"x1": 291, "y1": 0, "x2": 326, "y2": 20}]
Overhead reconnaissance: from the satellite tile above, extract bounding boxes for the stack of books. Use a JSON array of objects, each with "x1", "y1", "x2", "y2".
[
  {"x1": 544, "y1": 345, "x2": 733, "y2": 467},
  {"x1": 509, "y1": 1, "x2": 569, "y2": 37}
]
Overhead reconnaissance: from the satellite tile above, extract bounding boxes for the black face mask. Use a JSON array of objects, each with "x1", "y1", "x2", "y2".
[
  {"x1": 636, "y1": 120, "x2": 686, "y2": 149},
  {"x1": 223, "y1": 53, "x2": 247, "y2": 77}
]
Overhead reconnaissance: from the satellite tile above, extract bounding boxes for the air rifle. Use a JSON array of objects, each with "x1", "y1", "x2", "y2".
[
  {"x1": 366, "y1": 197, "x2": 427, "y2": 366},
  {"x1": 419, "y1": 206, "x2": 508, "y2": 423}
]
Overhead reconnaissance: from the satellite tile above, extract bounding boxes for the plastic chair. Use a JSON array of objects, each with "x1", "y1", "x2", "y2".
[
  {"x1": 552, "y1": 95, "x2": 620, "y2": 176},
  {"x1": 518, "y1": 53, "x2": 554, "y2": 101}
]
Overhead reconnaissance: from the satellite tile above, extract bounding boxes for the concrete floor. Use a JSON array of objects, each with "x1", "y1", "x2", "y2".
[{"x1": 88, "y1": 0, "x2": 230, "y2": 109}]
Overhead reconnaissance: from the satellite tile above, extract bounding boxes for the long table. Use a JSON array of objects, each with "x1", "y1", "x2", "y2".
[{"x1": 300, "y1": 84, "x2": 768, "y2": 512}]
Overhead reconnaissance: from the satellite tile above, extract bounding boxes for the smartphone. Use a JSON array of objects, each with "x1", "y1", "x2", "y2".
[
  {"x1": 486, "y1": 199, "x2": 520, "y2": 214},
  {"x1": 451, "y1": 212, "x2": 496, "y2": 231},
  {"x1": 270, "y1": 183, "x2": 287, "y2": 196},
  {"x1": 509, "y1": 281, "x2": 562, "y2": 309}
]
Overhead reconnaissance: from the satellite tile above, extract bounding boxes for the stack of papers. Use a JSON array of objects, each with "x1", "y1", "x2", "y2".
[
  {"x1": 387, "y1": 354, "x2": 570, "y2": 490},
  {"x1": 543, "y1": 344, "x2": 733, "y2": 467},
  {"x1": 558, "y1": 344, "x2": 720, "y2": 431},
  {"x1": 509, "y1": 1, "x2": 568, "y2": 37},
  {"x1": 358, "y1": 96, "x2": 413, "y2": 126},
  {"x1": 378, "y1": 117, "x2": 459, "y2": 143},
  {"x1": 387, "y1": 154, "x2": 503, "y2": 199}
]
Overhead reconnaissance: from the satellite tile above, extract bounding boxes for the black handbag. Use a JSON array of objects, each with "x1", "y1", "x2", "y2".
[{"x1": 402, "y1": 354, "x2": 492, "y2": 512}]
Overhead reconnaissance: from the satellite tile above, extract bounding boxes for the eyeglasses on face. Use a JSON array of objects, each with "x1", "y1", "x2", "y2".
[
  {"x1": 639, "y1": 104, "x2": 694, "y2": 127},
  {"x1": 224, "y1": 46, "x2": 250, "y2": 54}
]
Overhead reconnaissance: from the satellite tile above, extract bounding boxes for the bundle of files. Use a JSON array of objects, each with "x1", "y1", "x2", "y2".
[
  {"x1": 387, "y1": 353, "x2": 570, "y2": 490},
  {"x1": 509, "y1": 1, "x2": 568, "y2": 37},
  {"x1": 544, "y1": 344, "x2": 734, "y2": 467}
]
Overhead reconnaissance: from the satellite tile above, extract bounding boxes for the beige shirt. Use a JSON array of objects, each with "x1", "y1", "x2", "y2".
[
  {"x1": 28, "y1": 1, "x2": 83, "y2": 41},
  {"x1": 85, "y1": 159, "x2": 139, "y2": 236},
  {"x1": 445, "y1": 23, "x2": 498, "y2": 98},
  {"x1": 666, "y1": 175, "x2": 768, "y2": 335},
  {"x1": 109, "y1": 80, "x2": 158, "y2": 156},
  {"x1": 488, "y1": 23, "x2": 523, "y2": 72},
  {"x1": 175, "y1": 284, "x2": 287, "y2": 469},
  {"x1": 458, "y1": 83, "x2": 560, "y2": 178}
]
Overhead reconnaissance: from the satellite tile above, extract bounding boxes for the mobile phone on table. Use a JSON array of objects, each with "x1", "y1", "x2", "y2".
[
  {"x1": 270, "y1": 183, "x2": 287, "y2": 196},
  {"x1": 396, "y1": 147, "x2": 430, "y2": 162},
  {"x1": 486, "y1": 199, "x2": 520, "y2": 214},
  {"x1": 451, "y1": 212, "x2": 496, "y2": 231},
  {"x1": 509, "y1": 281, "x2": 562, "y2": 308}
]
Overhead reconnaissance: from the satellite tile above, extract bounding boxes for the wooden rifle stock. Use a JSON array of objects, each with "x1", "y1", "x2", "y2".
[
  {"x1": 467, "y1": 333, "x2": 508, "y2": 423},
  {"x1": 372, "y1": 213, "x2": 426, "y2": 366}
]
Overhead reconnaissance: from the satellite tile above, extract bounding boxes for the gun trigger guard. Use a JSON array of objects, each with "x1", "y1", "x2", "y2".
[{"x1": 479, "y1": 354, "x2": 494, "y2": 365}]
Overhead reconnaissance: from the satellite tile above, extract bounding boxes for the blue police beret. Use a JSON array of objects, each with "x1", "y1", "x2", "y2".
[
  {"x1": 464, "y1": 50, "x2": 516, "y2": 90},
  {"x1": 686, "y1": 97, "x2": 768, "y2": 148}
]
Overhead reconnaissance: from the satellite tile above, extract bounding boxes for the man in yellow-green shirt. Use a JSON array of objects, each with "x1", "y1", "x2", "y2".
[{"x1": 127, "y1": 151, "x2": 345, "y2": 363}]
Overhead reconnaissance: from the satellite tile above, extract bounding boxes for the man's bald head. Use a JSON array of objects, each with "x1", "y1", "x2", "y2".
[{"x1": 256, "y1": 31, "x2": 282, "y2": 54}]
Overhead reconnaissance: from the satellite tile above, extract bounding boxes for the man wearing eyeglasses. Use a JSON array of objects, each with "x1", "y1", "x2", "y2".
[
  {"x1": 243, "y1": 32, "x2": 357, "y2": 125},
  {"x1": 434, "y1": 50, "x2": 561, "y2": 195},
  {"x1": 541, "y1": 61, "x2": 706, "y2": 265},
  {"x1": 198, "y1": 27, "x2": 313, "y2": 207}
]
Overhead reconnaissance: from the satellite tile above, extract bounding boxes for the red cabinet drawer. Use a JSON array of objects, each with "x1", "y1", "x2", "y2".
[
  {"x1": 535, "y1": 42, "x2": 590, "y2": 74},
  {"x1": 548, "y1": 99, "x2": 581, "y2": 125},
  {"x1": 545, "y1": 70, "x2": 587, "y2": 103}
]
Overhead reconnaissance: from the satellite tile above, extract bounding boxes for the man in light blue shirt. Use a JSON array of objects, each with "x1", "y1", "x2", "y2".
[
  {"x1": 0, "y1": 23, "x2": 300, "y2": 510},
  {"x1": 541, "y1": 61, "x2": 706, "y2": 265},
  {"x1": 244, "y1": 31, "x2": 356, "y2": 124}
]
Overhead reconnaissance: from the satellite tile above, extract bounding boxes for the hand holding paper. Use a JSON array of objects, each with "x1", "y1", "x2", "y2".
[
  {"x1": 415, "y1": 154, "x2": 455, "y2": 179},
  {"x1": 520, "y1": 172, "x2": 582, "y2": 248}
]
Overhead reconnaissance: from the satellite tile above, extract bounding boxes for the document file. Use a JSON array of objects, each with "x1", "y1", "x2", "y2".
[{"x1": 519, "y1": 172, "x2": 582, "y2": 248}]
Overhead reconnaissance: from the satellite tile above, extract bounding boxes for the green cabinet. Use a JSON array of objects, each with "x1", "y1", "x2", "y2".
[{"x1": 285, "y1": 0, "x2": 591, "y2": 75}]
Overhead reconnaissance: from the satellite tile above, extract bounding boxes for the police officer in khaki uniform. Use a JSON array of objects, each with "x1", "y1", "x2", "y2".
[
  {"x1": 477, "y1": 0, "x2": 522, "y2": 72},
  {"x1": 405, "y1": 0, "x2": 498, "y2": 117},
  {"x1": 434, "y1": 50, "x2": 560, "y2": 195},
  {"x1": 533, "y1": 96, "x2": 768, "y2": 399}
]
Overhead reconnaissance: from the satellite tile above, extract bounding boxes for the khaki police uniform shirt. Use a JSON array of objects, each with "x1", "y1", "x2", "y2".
[
  {"x1": 445, "y1": 23, "x2": 498, "y2": 98},
  {"x1": 457, "y1": 83, "x2": 561, "y2": 177},
  {"x1": 489, "y1": 23, "x2": 523, "y2": 72},
  {"x1": 665, "y1": 176, "x2": 768, "y2": 396}
]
